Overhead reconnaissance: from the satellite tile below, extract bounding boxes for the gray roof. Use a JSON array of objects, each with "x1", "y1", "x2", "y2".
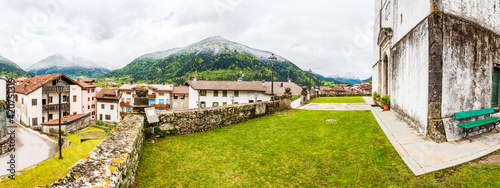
[{"x1": 185, "y1": 80, "x2": 266, "y2": 92}]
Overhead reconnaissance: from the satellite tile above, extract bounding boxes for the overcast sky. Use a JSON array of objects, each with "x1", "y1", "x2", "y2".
[{"x1": 0, "y1": 0, "x2": 374, "y2": 79}]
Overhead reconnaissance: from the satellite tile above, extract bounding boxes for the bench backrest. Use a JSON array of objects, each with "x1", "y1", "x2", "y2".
[{"x1": 454, "y1": 108, "x2": 494, "y2": 119}]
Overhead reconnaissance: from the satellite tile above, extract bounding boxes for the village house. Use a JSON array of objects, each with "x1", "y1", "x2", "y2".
[
  {"x1": 118, "y1": 84, "x2": 174, "y2": 116},
  {"x1": 77, "y1": 78, "x2": 102, "y2": 119},
  {"x1": 171, "y1": 86, "x2": 189, "y2": 111},
  {"x1": 373, "y1": 0, "x2": 500, "y2": 142},
  {"x1": 96, "y1": 88, "x2": 121, "y2": 123},
  {"x1": 0, "y1": 77, "x2": 6, "y2": 101},
  {"x1": 14, "y1": 73, "x2": 83, "y2": 127},
  {"x1": 184, "y1": 79, "x2": 302, "y2": 109}
]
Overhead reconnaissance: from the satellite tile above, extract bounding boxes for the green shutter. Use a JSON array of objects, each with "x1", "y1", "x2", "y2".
[{"x1": 493, "y1": 69, "x2": 499, "y2": 107}]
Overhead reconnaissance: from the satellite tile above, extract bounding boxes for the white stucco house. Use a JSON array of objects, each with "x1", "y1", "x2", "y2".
[
  {"x1": 118, "y1": 84, "x2": 174, "y2": 117},
  {"x1": 184, "y1": 80, "x2": 302, "y2": 109},
  {"x1": 96, "y1": 89, "x2": 122, "y2": 123},
  {"x1": 373, "y1": 0, "x2": 500, "y2": 142},
  {"x1": 14, "y1": 73, "x2": 83, "y2": 127}
]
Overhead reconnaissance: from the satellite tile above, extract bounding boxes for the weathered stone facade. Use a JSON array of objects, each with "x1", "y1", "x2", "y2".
[
  {"x1": 375, "y1": 0, "x2": 500, "y2": 142},
  {"x1": 43, "y1": 115, "x2": 145, "y2": 188},
  {"x1": 153, "y1": 100, "x2": 283, "y2": 136}
]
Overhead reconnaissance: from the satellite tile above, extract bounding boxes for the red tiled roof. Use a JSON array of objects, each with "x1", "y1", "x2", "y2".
[
  {"x1": 184, "y1": 80, "x2": 266, "y2": 91},
  {"x1": 118, "y1": 84, "x2": 173, "y2": 91},
  {"x1": 96, "y1": 89, "x2": 122, "y2": 100},
  {"x1": 77, "y1": 78, "x2": 97, "y2": 89},
  {"x1": 15, "y1": 73, "x2": 83, "y2": 95},
  {"x1": 172, "y1": 86, "x2": 189, "y2": 94},
  {"x1": 42, "y1": 114, "x2": 89, "y2": 125}
]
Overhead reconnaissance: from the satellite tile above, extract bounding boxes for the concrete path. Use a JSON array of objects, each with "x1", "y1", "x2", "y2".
[
  {"x1": 291, "y1": 98, "x2": 302, "y2": 109},
  {"x1": 0, "y1": 121, "x2": 58, "y2": 176},
  {"x1": 295, "y1": 96, "x2": 500, "y2": 175}
]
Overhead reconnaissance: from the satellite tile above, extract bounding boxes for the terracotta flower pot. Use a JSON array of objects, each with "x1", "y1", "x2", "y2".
[
  {"x1": 383, "y1": 105, "x2": 389, "y2": 111},
  {"x1": 376, "y1": 97, "x2": 380, "y2": 101}
]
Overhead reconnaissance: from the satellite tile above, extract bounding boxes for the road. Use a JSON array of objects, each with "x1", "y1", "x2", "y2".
[{"x1": 0, "y1": 121, "x2": 58, "y2": 176}]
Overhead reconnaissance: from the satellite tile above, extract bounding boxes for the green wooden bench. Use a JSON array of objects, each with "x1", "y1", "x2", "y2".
[{"x1": 454, "y1": 108, "x2": 500, "y2": 142}]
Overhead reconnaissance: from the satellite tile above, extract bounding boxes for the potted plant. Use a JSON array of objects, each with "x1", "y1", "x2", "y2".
[
  {"x1": 372, "y1": 91, "x2": 379, "y2": 103},
  {"x1": 380, "y1": 95, "x2": 390, "y2": 111}
]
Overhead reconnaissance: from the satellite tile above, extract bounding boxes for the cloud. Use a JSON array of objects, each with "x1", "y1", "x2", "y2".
[{"x1": 0, "y1": 0, "x2": 374, "y2": 79}]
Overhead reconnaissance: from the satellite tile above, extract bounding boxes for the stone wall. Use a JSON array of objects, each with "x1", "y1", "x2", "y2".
[
  {"x1": 153, "y1": 101, "x2": 282, "y2": 136},
  {"x1": 42, "y1": 114, "x2": 91, "y2": 136},
  {"x1": 44, "y1": 115, "x2": 145, "y2": 188}
]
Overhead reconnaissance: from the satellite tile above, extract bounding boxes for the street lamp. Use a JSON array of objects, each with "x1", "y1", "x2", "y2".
[
  {"x1": 55, "y1": 80, "x2": 65, "y2": 160},
  {"x1": 268, "y1": 54, "x2": 277, "y2": 101},
  {"x1": 308, "y1": 68, "x2": 312, "y2": 93},
  {"x1": 230, "y1": 94, "x2": 235, "y2": 104}
]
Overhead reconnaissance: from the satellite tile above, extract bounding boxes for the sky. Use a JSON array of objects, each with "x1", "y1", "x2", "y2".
[{"x1": 0, "y1": 0, "x2": 374, "y2": 79}]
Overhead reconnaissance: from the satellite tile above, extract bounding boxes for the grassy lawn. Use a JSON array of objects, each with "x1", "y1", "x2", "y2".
[
  {"x1": 136, "y1": 110, "x2": 500, "y2": 187},
  {"x1": 0, "y1": 126, "x2": 110, "y2": 187},
  {"x1": 309, "y1": 96, "x2": 366, "y2": 103}
]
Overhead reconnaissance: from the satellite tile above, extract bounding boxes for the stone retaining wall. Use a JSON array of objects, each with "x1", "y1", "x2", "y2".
[
  {"x1": 43, "y1": 115, "x2": 145, "y2": 188},
  {"x1": 154, "y1": 101, "x2": 282, "y2": 136}
]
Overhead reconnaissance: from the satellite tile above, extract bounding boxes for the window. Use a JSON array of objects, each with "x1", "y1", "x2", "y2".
[
  {"x1": 213, "y1": 90, "x2": 218, "y2": 97},
  {"x1": 223, "y1": 102, "x2": 228, "y2": 106},
  {"x1": 88, "y1": 97, "x2": 90, "y2": 101},
  {"x1": 181, "y1": 102, "x2": 185, "y2": 108},
  {"x1": 126, "y1": 98, "x2": 131, "y2": 103},
  {"x1": 49, "y1": 96, "x2": 53, "y2": 103},
  {"x1": 92, "y1": 97, "x2": 95, "y2": 101},
  {"x1": 32, "y1": 118, "x2": 38, "y2": 126},
  {"x1": 223, "y1": 91, "x2": 227, "y2": 97},
  {"x1": 88, "y1": 90, "x2": 90, "y2": 93},
  {"x1": 149, "y1": 99, "x2": 156, "y2": 105},
  {"x1": 126, "y1": 107, "x2": 131, "y2": 112},
  {"x1": 42, "y1": 99, "x2": 46, "y2": 105},
  {"x1": 159, "y1": 93, "x2": 164, "y2": 96},
  {"x1": 100, "y1": 114, "x2": 103, "y2": 120},
  {"x1": 159, "y1": 99, "x2": 165, "y2": 104},
  {"x1": 493, "y1": 68, "x2": 500, "y2": 107},
  {"x1": 181, "y1": 94, "x2": 185, "y2": 99},
  {"x1": 105, "y1": 115, "x2": 111, "y2": 120},
  {"x1": 15, "y1": 95, "x2": 18, "y2": 102},
  {"x1": 49, "y1": 114, "x2": 53, "y2": 120},
  {"x1": 32, "y1": 99, "x2": 37, "y2": 106},
  {"x1": 92, "y1": 111, "x2": 95, "y2": 115},
  {"x1": 234, "y1": 91, "x2": 239, "y2": 97},
  {"x1": 92, "y1": 104, "x2": 95, "y2": 109},
  {"x1": 166, "y1": 99, "x2": 170, "y2": 104},
  {"x1": 173, "y1": 102, "x2": 178, "y2": 108},
  {"x1": 63, "y1": 111, "x2": 67, "y2": 116},
  {"x1": 200, "y1": 101, "x2": 206, "y2": 108},
  {"x1": 126, "y1": 92, "x2": 131, "y2": 95},
  {"x1": 88, "y1": 105, "x2": 90, "y2": 109},
  {"x1": 63, "y1": 95, "x2": 67, "y2": 102},
  {"x1": 212, "y1": 102, "x2": 219, "y2": 107},
  {"x1": 174, "y1": 94, "x2": 178, "y2": 99},
  {"x1": 73, "y1": 95, "x2": 76, "y2": 102},
  {"x1": 249, "y1": 100, "x2": 254, "y2": 103},
  {"x1": 102, "y1": 104, "x2": 105, "y2": 109},
  {"x1": 111, "y1": 105, "x2": 114, "y2": 110},
  {"x1": 73, "y1": 112, "x2": 77, "y2": 115},
  {"x1": 22, "y1": 98, "x2": 23, "y2": 104},
  {"x1": 200, "y1": 90, "x2": 207, "y2": 96},
  {"x1": 91, "y1": 89, "x2": 95, "y2": 93}
]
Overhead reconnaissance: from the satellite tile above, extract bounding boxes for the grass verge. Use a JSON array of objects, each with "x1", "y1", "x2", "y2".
[
  {"x1": 309, "y1": 96, "x2": 366, "y2": 103},
  {"x1": 0, "y1": 127, "x2": 109, "y2": 187},
  {"x1": 135, "y1": 110, "x2": 500, "y2": 187}
]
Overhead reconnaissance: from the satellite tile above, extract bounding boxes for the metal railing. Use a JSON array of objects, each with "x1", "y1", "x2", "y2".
[
  {"x1": 42, "y1": 85, "x2": 70, "y2": 93},
  {"x1": 43, "y1": 103, "x2": 70, "y2": 111}
]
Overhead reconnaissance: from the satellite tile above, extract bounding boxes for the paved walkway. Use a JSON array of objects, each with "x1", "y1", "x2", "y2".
[
  {"x1": 0, "y1": 121, "x2": 58, "y2": 176},
  {"x1": 295, "y1": 97, "x2": 500, "y2": 176}
]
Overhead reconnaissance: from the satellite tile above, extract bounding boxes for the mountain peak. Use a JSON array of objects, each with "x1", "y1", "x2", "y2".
[
  {"x1": 199, "y1": 36, "x2": 231, "y2": 43},
  {"x1": 26, "y1": 54, "x2": 110, "y2": 78},
  {"x1": 329, "y1": 72, "x2": 361, "y2": 84}
]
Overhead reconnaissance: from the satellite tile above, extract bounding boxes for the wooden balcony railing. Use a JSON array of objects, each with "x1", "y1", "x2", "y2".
[
  {"x1": 120, "y1": 102, "x2": 131, "y2": 107},
  {"x1": 147, "y1": 94, "x2": 156, "y2": 99},
  {"x1": 152, "y1": 104, "x2": 170, "y2": 109},
  {"x1": 42, "y1": 86, "x2": 70, "y2": 93},
  {"x1": 120, "y1": 112, "x2": 128, "y2": 117},
  {"x1": 43, "y1": 103, "x2": 70, "y2": 111}
]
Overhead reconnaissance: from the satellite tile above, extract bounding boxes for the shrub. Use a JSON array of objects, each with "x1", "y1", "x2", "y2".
[
  {"x1": 113, "y1": 121, "x2": 118, "y2": 126},
  {"x1": 96, "y1": 120, "x2": 104, "y2": 125},
  {"x1": 380, "y1": 95, "x2": 390, "y2": 106}
]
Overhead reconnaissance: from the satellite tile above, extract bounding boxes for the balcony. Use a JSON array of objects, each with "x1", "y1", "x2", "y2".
[
  {"x1": 152, "y1": 104, "x2": 170, "y2": 109},
  {"x1": 42, "y1": 86, "x2": 70, "y2": 93},
  {"x1": 120, "y1": 112, "x2": 128, "y2": 117},
  {"x1": 147, "y1": 94, "x2": 156, "y2": 99},
  {"x1": 43, "y1": 103, "x2": 70, "y2": 111},
  {"x1": 120, "y1": 102, "x2": 131, "y2": 107}
]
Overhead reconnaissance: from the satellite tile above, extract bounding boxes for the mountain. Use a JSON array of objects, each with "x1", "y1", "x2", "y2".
[
  {"x1": 26, "y1": 54, "x2": 111, "y2": 78},
  {"x1": 105, "y1": 36, "x2": 322, "y2": 86},
  {"x1": 0, "y1": 55, "x2": 33, "y2": 77},
  {"x1": 362, "y1": 76, "x2": 372, "y2": 83},
  {"x1": 328, "y1": 72, "x2": 361, "y2": 84},
  {"x1": 313, "y1": 73, "x2": 346, "y2": 83}
]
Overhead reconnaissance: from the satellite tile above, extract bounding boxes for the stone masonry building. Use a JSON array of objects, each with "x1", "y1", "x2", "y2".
[{"x1": 373, "y1": 0, "x2": 500, "y2": 142}]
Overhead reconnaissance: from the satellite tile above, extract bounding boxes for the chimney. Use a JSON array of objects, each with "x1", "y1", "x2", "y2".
[
  {"x1": 280, "y1": 82, "x2": 283, "y2": 87},
  {"x1": 262, "y1": 80, "x2": 265, "y2": 86},
  {"x1": 193, "y1": 76, "x2": 197, "y2": 82},
  {"x1": 288, "y1": 78, "x2": 291, "y2": 83},
  {"x1": 131, "y1": 81, "x2": 134, "y2": 85},
  {"x1": 24, "y1": 84, "x2": 27, "y2": 92}
]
